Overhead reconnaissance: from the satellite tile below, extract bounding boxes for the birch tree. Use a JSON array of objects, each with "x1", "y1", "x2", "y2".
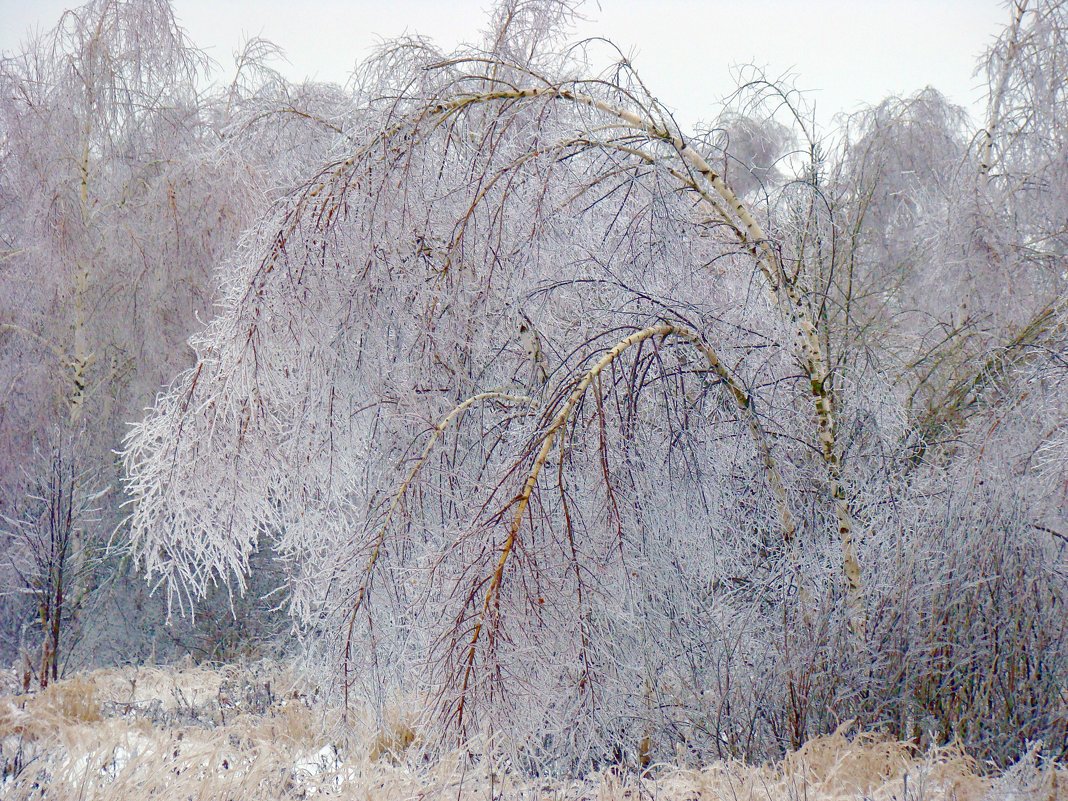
[{"x1": 122, "y1": 0, "x2": 857, "y2": 757}]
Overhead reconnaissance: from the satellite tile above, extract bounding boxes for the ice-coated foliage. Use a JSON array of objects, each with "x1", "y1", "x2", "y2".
[
  {"x1": 0, "y1": 0, "x2": 351, "y2": 670},
  {"x1": 2, "y1": 0, "x2": 1051, "y2": 770}
]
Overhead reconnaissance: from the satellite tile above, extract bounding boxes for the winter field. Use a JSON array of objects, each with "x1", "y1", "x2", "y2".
[
  {"x1": 3, "y1": 0, "x2": 1068, "y2": 795},
  {"x1": 2, "y1": 662, "x2": 1065, "y2": 801}
]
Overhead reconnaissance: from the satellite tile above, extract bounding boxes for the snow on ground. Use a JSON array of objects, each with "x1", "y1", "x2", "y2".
[{"x1": 0, "y1": 662, "x2": 1064, "y2": 800}]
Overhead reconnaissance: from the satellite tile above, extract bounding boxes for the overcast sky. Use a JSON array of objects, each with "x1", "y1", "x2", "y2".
[{"x1": 1, "y1": 1, "x2": 1008, "y2": 130}]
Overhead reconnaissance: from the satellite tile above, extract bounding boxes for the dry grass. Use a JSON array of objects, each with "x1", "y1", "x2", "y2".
[{"x1": 1, "y1": 663, "x2": 1064, "y2": 800}]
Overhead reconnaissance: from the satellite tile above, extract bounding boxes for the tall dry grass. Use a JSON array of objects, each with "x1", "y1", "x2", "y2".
[{"x1": 1, "y1": 663, "x2": 1064, "y2": 800}]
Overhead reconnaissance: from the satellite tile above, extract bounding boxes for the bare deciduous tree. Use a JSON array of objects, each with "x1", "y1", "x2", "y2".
[{"x1": 1, "y1": 436, "x2": 107, "y2": 687}]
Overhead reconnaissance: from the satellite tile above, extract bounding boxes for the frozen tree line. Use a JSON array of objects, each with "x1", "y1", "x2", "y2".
[
  {"x1": 0, "y1": 0, "x2": 348, "y2": 670},
  {"x1": 3, "y1": 0, "x2": 1067, "y2": 771}
]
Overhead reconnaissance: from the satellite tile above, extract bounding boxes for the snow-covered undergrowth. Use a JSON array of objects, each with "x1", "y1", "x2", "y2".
[{"x1": 0, "y1": 663, "x2": 1063, "y2": 800}]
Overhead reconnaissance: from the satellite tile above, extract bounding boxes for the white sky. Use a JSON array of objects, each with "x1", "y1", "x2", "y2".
[{"x1": 1, "y1": 1, "x2": 1009, "y2": 130}]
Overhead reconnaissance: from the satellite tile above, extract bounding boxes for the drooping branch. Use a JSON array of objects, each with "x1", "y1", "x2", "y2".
[
  {"x1": 342, "y1": 390, "x2": 535, "y2": 709},
  {"x1": 354, "y1": 79, "x2": 864, "y2": 638},
  {"x1": 916, "y1": 294, "x2": 1068, "y2": 454},
  {"x1": 452, "y1": 321, "x2": 799, "y2": 730}
]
